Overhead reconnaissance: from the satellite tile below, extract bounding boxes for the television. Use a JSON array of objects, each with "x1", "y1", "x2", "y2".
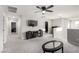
[{"x1": 28, "y1": 20, "x2": 38, "y2": 27}]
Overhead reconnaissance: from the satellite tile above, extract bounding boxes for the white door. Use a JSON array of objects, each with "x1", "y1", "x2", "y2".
[{"x1": 0, "y1": 15, "x2": 3, "y2": 52}]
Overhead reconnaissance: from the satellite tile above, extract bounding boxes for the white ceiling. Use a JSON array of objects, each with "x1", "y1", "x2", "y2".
[{"x1": 3, "y1": 5, "x2": 79, "y2": 19}]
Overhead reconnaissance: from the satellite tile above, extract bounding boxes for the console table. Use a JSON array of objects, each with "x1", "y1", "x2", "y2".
[{"x1": 26, "y1": 29, "x2": 43, "y2": 39}]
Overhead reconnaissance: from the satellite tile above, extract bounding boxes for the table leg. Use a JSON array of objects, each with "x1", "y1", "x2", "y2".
[
  {"x1": 43, "y1": 50, "x2": 45, "y2": 53},
  {"x1": 53, "y1": 42, "x2": 55, "y2": 48},
  {"x1": 62, "y1": 47, "x2": 64, "y2": 53}
]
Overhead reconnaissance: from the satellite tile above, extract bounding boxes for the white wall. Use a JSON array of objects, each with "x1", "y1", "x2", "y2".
[
  {"x1": 4, "y1": 5, "x2": 79, "y2": 40},
  {"x1": 5, "y1": 5, "x2": 79, "y2": 40},
  {"x1": 3, "y1": 16, "x2": 8, "y2": 43},
  {"x1": 0, "y1": 6, "x2": 4, "y2": 52},
  {"x1": 21, "y1": 15, "x2": 49, "y2": 39},
  {"x1": 4, "y1": 13, "x2": 22, "y2": 40},
  {"x1": 70, "y1": 20, "x2": 79, "y2": 29},
  {"x1": 51, "y1": 18, "x2": 69, "y2": 40}
]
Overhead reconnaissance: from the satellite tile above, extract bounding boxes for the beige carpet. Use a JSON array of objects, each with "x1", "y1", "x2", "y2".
[{"x1": 2, "y1": 34, "x2": 79, "y2": 53}]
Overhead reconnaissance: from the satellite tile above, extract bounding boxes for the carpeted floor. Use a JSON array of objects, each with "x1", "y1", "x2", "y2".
[{"x1": 2, "y1": 34, "x2": 79, "y2": 53}]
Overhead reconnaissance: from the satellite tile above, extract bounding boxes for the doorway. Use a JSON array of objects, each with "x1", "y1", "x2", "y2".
[
  {"x1": 45, "y1": 21, "x2": 48, "y2": 33},
  {"x1": 11, "y1": 22, "x2": 17, "y2": 33},
  {"x1": 7, "y1": 16, "x2": 21, "y2": 40}
]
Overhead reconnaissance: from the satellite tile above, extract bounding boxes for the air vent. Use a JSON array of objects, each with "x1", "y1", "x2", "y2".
[{"x1": 8, "y1": 6, "x2": 17, "y2": 13}]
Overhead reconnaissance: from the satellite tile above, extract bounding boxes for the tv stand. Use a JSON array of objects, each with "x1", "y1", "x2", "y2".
[{"x1": 26, "y1": 29, "x2": 43, "y2": 39}]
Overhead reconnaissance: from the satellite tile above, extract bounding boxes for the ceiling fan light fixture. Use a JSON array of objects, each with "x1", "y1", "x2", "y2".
[
  {"x1": 42, "y1": 11, "x2": 46, "y2": 14},
  {"x1": 36, "y1": 5, "x2": 54, "y2": 15}
]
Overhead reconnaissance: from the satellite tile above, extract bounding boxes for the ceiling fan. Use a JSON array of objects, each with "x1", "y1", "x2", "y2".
[{"x1": 35, "y1": 5, "x2": 54, "y2": 14}]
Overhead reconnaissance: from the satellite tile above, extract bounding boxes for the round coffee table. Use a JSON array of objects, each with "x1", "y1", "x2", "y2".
[{"x1": 42, "y1": 40, "x2": 63, "y2": 53}]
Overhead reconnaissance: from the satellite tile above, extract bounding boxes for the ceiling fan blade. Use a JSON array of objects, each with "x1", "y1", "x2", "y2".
[
  {"x1": 36, "y1": 6, "x2": 41, "y2": 9},
  {"x1": 34, "y1": 10, "x2": 41, "y2": 13},
  {"x1": 47, "y1": 5, "x2": 54, "y2": 9},
  {"x1": 46, "y1": 10, "x2": 53, "y2": 12}
]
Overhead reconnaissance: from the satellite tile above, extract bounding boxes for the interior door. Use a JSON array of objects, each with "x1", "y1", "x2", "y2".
[
  {"x1": 0, "y1": 15, "x2": 3, "y2": 52},
  {"x1": 45, "y1": 21, "x2": 48, "y2": 33}
]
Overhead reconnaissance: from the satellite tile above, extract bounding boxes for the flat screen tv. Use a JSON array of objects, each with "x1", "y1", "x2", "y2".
[{"x1": 28, "y1": 20, "x2": 38, "y2": 27}]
